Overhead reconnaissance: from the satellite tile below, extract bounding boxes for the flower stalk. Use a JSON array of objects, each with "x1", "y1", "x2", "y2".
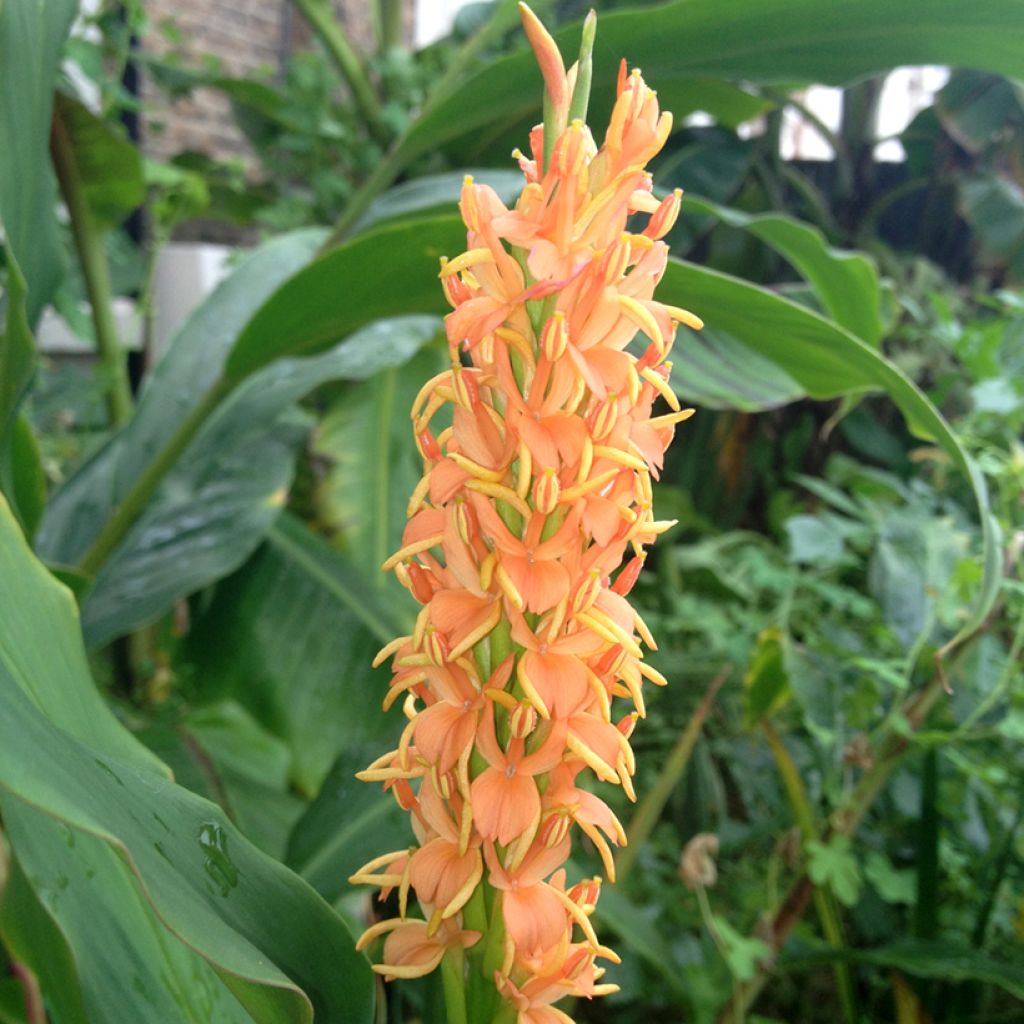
[{"x1": 352, "y1": 7, "x2": 701, "y2": 1021}]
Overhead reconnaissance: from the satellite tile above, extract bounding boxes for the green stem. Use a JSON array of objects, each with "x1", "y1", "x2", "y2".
[
  {"x1": 50, "y1": 109, "x2": 133, "y2": 427},
  {"x1": 318, "y1": 146, "x2": 408, "y2": 253},
  {"x1": 77, "y1": 379, "x2": 231, "y2": 578},
  {"x1": 715, "y1": 665, "x2": 954, "y2": 1024},
  {"x1": 376, "y1": 0, "x2": 404, "y2": 50},
  {"x1": 617, "y1": 668, "x2": 728, "y2": 882},
  {"x1": 428, "y1": 0, "x2": 521, "y2": 108},
  {"x1": 762, "y1": 720, "x2": 857, "y2": 1024},
  {"x1": 440, "y1": 947, "x2": 469, "y2": 1024},
  {"x1": 291, "y1": 0, "x2": 383, "y2": 132},
  {"x1": 320, "y1": 0, "x2": 522, "y2": 252}
]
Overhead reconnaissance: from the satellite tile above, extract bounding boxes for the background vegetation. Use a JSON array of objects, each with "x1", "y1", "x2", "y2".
[{"x1": 0, "y1": 1, "x2": 1021, "y2": 1022}]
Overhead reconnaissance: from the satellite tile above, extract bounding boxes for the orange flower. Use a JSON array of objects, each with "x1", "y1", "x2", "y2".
[{"x1": 353, "y1": 6, "x2": 700, "y2": 1020}]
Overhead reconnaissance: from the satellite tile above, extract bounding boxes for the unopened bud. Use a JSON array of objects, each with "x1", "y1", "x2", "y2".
[
  {"x1": 533, "y1": 467, "x2": 560, "y2": 514},
  {"x1": 424, "y1": 628, "x2": 449, "y2": 666},
  {"x1": 452, "y1": 368, "x2": 479, "y2": 409},
  {"x1": 612, "y1": 554, "x2": 646, "y2": 596},
  {"x1": 589, "y1": 395, "x2": 619, "y2": 441},
  {"x1": 541, "y1": 311, "x2": 569, "y2": 362},
  {"x1": 454, "y1": 501, "x2": 477, "y2": 545},
  {"x1": 406, "y1": 562, "x2": 435, "y2": 604},
  {"x1": 418, "y1": 428, "x2": 441, "y2": 461},
  {"x1": 568, "y1": 876, "x2": 601, "y2": 910},
  {"x1": 539, "y1": 810, "x2": 572, "y2": 848},
  {"x1": 572, "y1": 569, "x2": 602, "y2": 614},
  {"x1": 509, "y1": 701, "x2": 539, "y2": 739},
  {"x1": 644, "y1": 188, "x2": 682, "y2": 240}
]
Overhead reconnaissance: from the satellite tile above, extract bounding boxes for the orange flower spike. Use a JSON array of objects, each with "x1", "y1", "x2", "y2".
[{"x1": 355, "y1": 6, "x2": 702, "y2": 1018}]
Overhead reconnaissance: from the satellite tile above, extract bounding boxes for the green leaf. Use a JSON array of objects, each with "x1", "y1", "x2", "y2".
[
  {"x1": 286, "y1": 742, "x2": 409, "y2": 905},
  {"x1": 660, "y1": 258, "x2": 1001, "y2": 647},
  {"x1": 863, "y1": 851, "x2": 916, "y2": 905},
  {"x1": 744, "y1": 628, "x2": 791, "y2": 725},
  {"x1": 398, "y1": 0, "x2": 1024, "y2": 170},
  {"x1": 225, "y1": 216, "x2": 467, "y2": 383},
  {"x1": 2, "y1": 414, "x2": 46, "y2": 541},
  {"x1": 38, "y1": 230, "x2": 325, "y2": 567},
  {"x1": 673, "y1": 327, "x2": 803, "y2": 411},
  {"x1": 0, "y1": 0, "x2": 76, "y2": 321},
  {"x1": 681, "y1": 196, "x2": 884, "y2": 346},
  {"x1": 4, "y1": 802, "x2": 256, "y2": 1023},
  {"x1": 712, "y1": 916, "x2": 772, "y2": 982},
  {"x1": 805, "y1": 835, "x2": 862, "y2": 907},
  {"x1": 0, "y1": 494, "x2": 375, "y2": 1023},
  {"x1": 80, "y1": 317, "x2": 436, "y2": 648},
  {"x1": 784, "y1": 513, "x2": 846, "y2": 567},
  {"x1": 782, "y1": 941, "x2": 1024, "y2": 1001},
  {"x1": 0, "y1": 835, "x2": 89, "y2": 1024},
  {"x1": 53, "y1": 93, "x2": 146, "y2": 230},
  {"x1": 138, "y1": 702, "x2": 307, "y2": 862},
  {"x1": 352, "y1": 169, "x2": 524, "y2": 234},
  {"x1": 182, "y1": 512, "x2": 405, "y2": 797},
  {"x1": 313, "y1": 344, "x2": 447, "y2": 583}
]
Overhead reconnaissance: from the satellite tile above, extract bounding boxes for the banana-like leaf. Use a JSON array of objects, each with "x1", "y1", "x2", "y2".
[
  {"x1": 225, "y1": 212, "x2": 997, "y2": 641},
  {"x1": 680, "y1": 196, "x2": 884, "y2": 346},
  {"x1": 53, "y1": 92, "x2": 146, "y2": 231},
  {"x1": 182, "y1": 512, "x2": 408, "y2": 797},
  {"x1": 397, "y1": 0, "x2": 1024, "y2": 168},
  {"x1": 0, "y1": 494, "x2": 374, "y2": 1024},
  {"x1": 286, "y1": 741, "x2": 409, "y2": 905},
  {"x1": 313, "y1": 345, "x2": 448, "y2": 582},
  {"x1": 0, "y1": 0, "x2": 76, "y2": 321}
]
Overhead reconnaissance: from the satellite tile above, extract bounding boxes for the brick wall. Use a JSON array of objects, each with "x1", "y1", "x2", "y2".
[{"x1": 141, "y1": 1, "x2": 392, "y2": 165}]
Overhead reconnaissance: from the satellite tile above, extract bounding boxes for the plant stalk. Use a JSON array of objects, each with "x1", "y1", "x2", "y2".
[
  {"x1": 77, "y1": 379, "x2": 231, "y2": 578},
  {"x1": 291, "y1": 0, "x2": 384, "y2": 133},
  {"x1": 617, "y1": 668, "x2": 728, "y2": 882},
  {"x1": 320, "y1": 0, "x2": 523, "y2": 252},
  {"x1": 762, "y1": 720, "x2": 858, "y2": 1024},
  {"x1": 50, "y1": 111, "x2": 134, "y2": 427},
  {"x1": 440, "y1": 947, "x2": 469, "y2": 1024},
  {"x1": 714, "y1": 665, "x2": 954, "y2": 1023}
]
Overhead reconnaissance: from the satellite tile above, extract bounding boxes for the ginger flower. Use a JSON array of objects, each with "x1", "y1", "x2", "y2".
[{"x1": 351, "y1": 5, "x2": 701, "y2": 1020}]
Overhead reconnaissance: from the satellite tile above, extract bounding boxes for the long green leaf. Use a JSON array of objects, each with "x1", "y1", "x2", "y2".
[
  {"x1": 0, "y1": 0, "x2": 76, "y2": 321},
  {"x1": 0, "y1": 494, "x2": 374, "y2": 1023},
  {"x1": 182, "y1": 512, "x2": 407, "y2": 797},
  {"x1": 286, "y1": 742, "x2": 409, "y2": 905},
  {"x1": 681, "y1": 196, "x2": 884, "y2": 345},
  {"x1": 397, "y1": 0, "x2": 1024, "y2": 170},
  {"x1": 220, "y1": 212, "x2": 997, "y2": 641},
  {"x1": 660, "y1": 258, "x2": 1000, "y2": 642},
  {"x1": 224, "y1": 217, "x2": 467, "y2": 382},
  {"x1": 781, "y1": 941, "x2": 1024, "y2": 1001}
]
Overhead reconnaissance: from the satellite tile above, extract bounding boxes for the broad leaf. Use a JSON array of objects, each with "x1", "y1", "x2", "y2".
[
  {"x1": 53, "y1": 92, "x2": 146, "y2": 230},
  {"x1": 4, "y1": 803, "x2": 256, "y2": 1024},
  {"x1": 0, "y1": 0, "x2": 76, "y2": 321},
  {"x1": 0, "y1": 494, "x2": 374, "y2": 1023},
  {"x1": 782, "y1": 941, "x2": 1024, "y2": 1001},
  {"x1": 138, "y1": 702, "x2": 307, "y2": 861},
  {"x1": 398, "y1": 0, "x2": 1024, "y2": 170},
  {"x1": 681, "y1": 196, "x2": 884, "y2": 345},
  {"x1": 224, "y1": 217, "x2": 467, "y2": 382},
  {"x1": 0, "y1": 836, "x2": 89, "y2": 1024},
  {"x1": 79, "y1": 315, "x2": 438, "y2": 647},
  {"x1": 313, "y1": 344, "x2": 448, "y2": 583},
  {"x1": 286, "y1": 742, "x2": 409, "y2": 905},
  {"x1": 38, "y1": 229, "x2": 325, "y2": 566},
  {"x1": 182, "y1": 512, "x2": 407, "y2": 797}
]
